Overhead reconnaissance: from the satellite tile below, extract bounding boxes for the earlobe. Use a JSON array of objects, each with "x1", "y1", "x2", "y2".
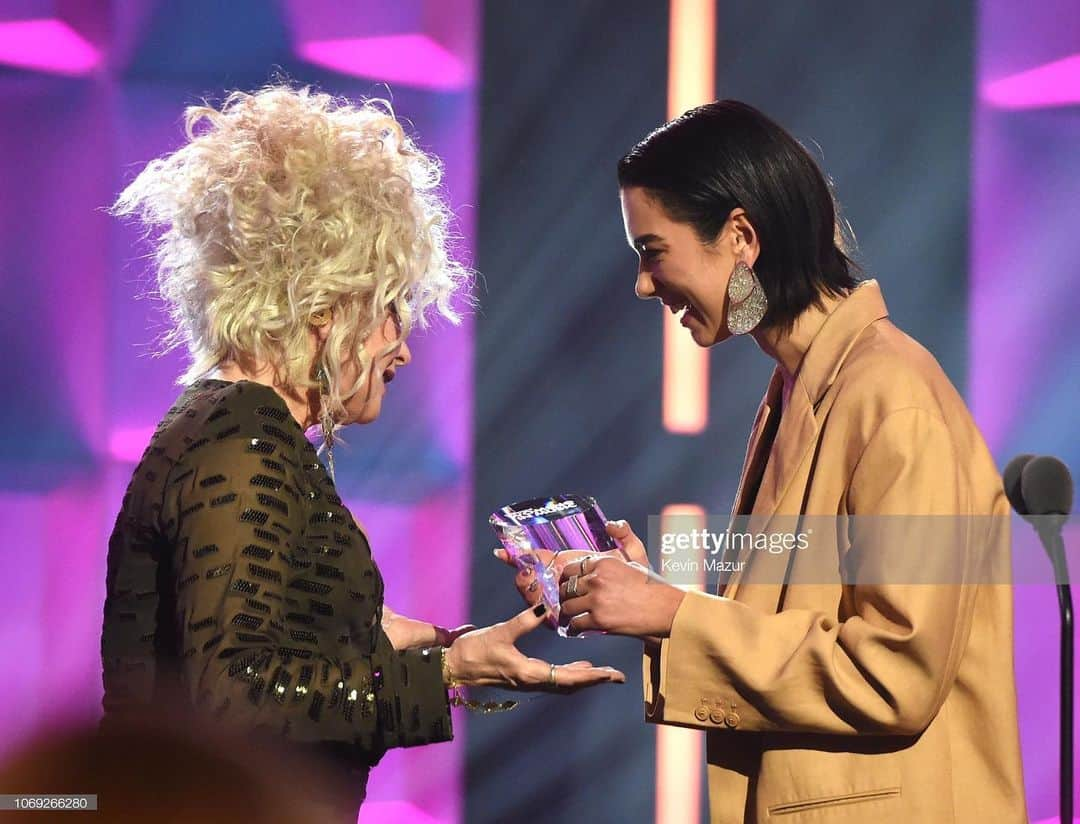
[{"x1": 309, "y1": 309, "x2": 333, "y2": 343}]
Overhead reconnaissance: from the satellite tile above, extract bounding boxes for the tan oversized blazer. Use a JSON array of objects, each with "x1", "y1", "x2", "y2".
[{"x1": 643, "y1": 280, "x2": 1027, "y2": 823}]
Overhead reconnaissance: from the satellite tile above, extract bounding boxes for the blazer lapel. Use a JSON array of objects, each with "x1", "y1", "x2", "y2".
[
  {"x1": 717, "y1": 369, "x2": 782, "y2": 594},
  {"x1": 752, "y1": 381, "x2": 818, "y2": 525},
  {"x1": 722, "y1": 381, "x2": 818, "y2": 601},
  {"x1": 731, "y1": 369, "x2": 783, "y2": 518}
]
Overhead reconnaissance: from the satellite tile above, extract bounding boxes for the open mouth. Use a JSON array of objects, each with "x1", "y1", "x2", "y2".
[{"x1": 662, "y1": 294, "x2": 699, "y2": 325}]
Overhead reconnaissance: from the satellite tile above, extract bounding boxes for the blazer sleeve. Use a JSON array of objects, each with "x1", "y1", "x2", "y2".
[
  {"x1": 163, "y1": 435, "x2": 452, "y2": 754},
  {"x1": 644, "y1": 407, "x2": 984, "y2": 736}
]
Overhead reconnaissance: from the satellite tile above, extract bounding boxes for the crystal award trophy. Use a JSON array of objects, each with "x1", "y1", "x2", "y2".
[{"x1": 489, "y1": 494, "x2": 618, "y2": 637}]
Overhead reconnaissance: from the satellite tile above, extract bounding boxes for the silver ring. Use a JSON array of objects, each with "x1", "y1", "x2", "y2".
[
  {"x1": 580, "y1": 556, "x2": 589, "y2": 575},
  {"x1": 549, "y1": 663, "x2": 557, "y2": 687},
  {"x1": 566, "y1": 575, "x2": 579, "y2": 597}
]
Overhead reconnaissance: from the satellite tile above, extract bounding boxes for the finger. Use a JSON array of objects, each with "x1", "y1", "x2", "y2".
[
  {"x1": 558, "y1": 572, "x2": 594, "y2": 601},
  {"x1": 558, "y1": 591, "x2": 591, "y2": 622},
  {"x1": 493, "y1": 549, "x2": 539, "y2": 590},
  {"x1": 565, "y1": 611, "x2": 599, "y2": 636},
  {"x1": 559, "y1": 560, "x2": 584, "y2": 583},
  {"x1": 561, "y1": 552, "x2": 617, "y2": 583},
  {"x1": 558, "y1": 600, "x2": 594, "y2": 633},
  {"x1": 504, "y1": 602, "x2": 551, "y2": 640},
  {"x1": 530, "y1": 549, "x2": 559, "y2": 569},
  {"x1": 606, "y1": 520, "x2": 648, "y2": 565},
  {"x1": 605, "y1": 519, "x2": 633, "y2": 541},
  {"x1": 549, "y1": 549, "x2": 589, "y2": 573},
  {"x1": 557, "y1": 587, "x2": 591, "y2": 613},
  {"x1": 494, "y1": 547, "x2": 556, "y2": 577},
  {"x1": 517, "y1": 657, "x2": 624, "y2": 690},
  {"x1": 551, "y1": 665, "x2": 626, "y2": 690},
  {"x1": 564, "y1": 660, "x2": 595, "y2": 668},
  {"x1": 499, "y1": 560, "x2": 537, "y2": 606}
]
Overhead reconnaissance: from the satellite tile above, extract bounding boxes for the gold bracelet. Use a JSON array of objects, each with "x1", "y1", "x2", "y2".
[
  {"x1": 440, "y1": 648, "x2": 517, "y2": 713},
  {"x1": 449, "y1": 685, "x2": 518, "y2": 714},
  {"x1": 440, "y1": 646, "x2": 456, "y2": 687}
]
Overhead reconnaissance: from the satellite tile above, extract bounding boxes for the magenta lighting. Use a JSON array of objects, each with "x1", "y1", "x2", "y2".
[
  {"x1": 297, "y1": 33, "x2": 471, "y2": 90},
  {"x1": 108, "y1": 427, "x2": 158, "y2": 464},
  {"x1": 0, "y1": 18, "x2": 99, "y2": 75},
  {"x1": 982, "y1": 53, "x2": 1080, "y2": 109},
  {"x1": 361, "y1": 800, "x2": 444, "y2": 824}
]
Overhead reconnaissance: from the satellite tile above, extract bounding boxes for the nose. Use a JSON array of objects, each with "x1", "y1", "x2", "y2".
[
  {"x1": 635, "y1": 267, "x2": 656, "y2": 300},
  {"x1": 396, "y1": 339, "x2": 412, "y2": 367}
]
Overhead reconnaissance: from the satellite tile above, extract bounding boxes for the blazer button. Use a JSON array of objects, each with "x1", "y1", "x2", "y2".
[
  {"x1": 694, "y1": 705, "x2": 709, "y2": 722},
  {"x1": 724, "y1": 712, "x2": 740, "y2": 728},
  {"x1": 709, "y1": 709, "x2": 726, "y2": 725}
]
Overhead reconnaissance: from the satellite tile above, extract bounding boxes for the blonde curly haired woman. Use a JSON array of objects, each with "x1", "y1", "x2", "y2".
[{"x1": 100, "y1": 85, "x2": 623, "y2": 821}]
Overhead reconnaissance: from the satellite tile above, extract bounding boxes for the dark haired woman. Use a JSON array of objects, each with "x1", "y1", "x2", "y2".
[{"x1": 523, "y1": 101, "x2": 1026, "y2": 822}]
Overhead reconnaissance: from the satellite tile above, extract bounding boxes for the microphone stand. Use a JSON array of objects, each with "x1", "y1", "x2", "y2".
[{"x1": 1040, "y1": 523, "x2": 1074, "y2": 824}]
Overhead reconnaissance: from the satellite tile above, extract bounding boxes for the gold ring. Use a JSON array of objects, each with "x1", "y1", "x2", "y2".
[
  {"x1": 566, "y1": 575, "x2": 579, "y2": 597},
  {"x1": 581, "y1": 557, "x2": 589, "y2": 575},
  {"x1": 549, "y1": 663, "x2": 557, "y2": 688}
]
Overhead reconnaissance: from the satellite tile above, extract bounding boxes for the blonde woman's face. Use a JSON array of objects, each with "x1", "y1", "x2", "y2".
[{"x1": 340, "y1": 307, "x2": 411, "y2": 425}]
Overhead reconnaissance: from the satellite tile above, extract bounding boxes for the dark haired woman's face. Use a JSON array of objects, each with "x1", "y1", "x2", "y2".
[{"x1": 620, "y1": 186, "x2": 750, "y2": 347}]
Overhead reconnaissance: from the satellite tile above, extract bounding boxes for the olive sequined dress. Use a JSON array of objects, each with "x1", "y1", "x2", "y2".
[{"x1": 100, "y1": 378, "x2": 452, "y2": 813}]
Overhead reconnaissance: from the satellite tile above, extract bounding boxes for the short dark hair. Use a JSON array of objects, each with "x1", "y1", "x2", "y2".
[{"x1": 617, "y1": 100, "x2": 860, "y2": 332}]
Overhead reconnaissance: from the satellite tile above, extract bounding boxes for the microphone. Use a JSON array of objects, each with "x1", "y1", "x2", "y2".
[
  {"x1": 1002, "y1": 453, "x2": 1034, "y2": 516},
  {"x1": 1022, "y1": 455, "x2": 1073, "y2": 581},
  {"x1": 1005, "y1": 454, "x2": 1073, "y2": 570},
  {"x1": 1005, "y1": 454, "x2": 1074, "y2": 824},
  {"x1": 1020, "y1": 455, "x2": 1074, "y2": 520}
]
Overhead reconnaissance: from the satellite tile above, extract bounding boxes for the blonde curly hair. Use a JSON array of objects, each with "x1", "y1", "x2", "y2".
[{"x1": 111, "y1": 83, "x2": 470, "y2": 421}]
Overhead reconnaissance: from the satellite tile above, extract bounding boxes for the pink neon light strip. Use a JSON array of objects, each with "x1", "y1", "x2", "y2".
[
  {"x1": 0, "y1": 18, "x2": 100, "y2": 76},
  {"x1": 662, "y1": 0, "x2": 715, "y2": 434},
  {"x1": 656, "y1": 503, "x2": 706, "y2": 824},
  {"x1": 981, "y1": 53, "x2": 1080, "y2": 109},
  {"x1": 296, "y1": 33, "x2": 470, "y2": 91}
]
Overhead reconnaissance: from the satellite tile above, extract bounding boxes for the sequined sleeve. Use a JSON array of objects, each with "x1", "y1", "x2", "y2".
[{"x1": 161, "y1": 434, "x2": 453, "y2": 758}]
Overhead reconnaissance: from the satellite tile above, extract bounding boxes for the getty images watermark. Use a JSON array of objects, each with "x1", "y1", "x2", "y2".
[
  {"x1": 658, "y1": 524, "x2": 813, "y2": 575},
  {"x1": 647, "y1": 513, "x2": 1080, "y2": 587}
]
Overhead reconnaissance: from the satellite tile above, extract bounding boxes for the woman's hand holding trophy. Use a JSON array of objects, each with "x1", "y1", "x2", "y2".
[{"x1": 492, "y1": 497, "x2": 686, "y2": 641}]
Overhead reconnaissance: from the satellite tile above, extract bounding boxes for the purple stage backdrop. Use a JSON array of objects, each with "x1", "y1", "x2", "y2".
[
  {"x1": 0, "y1": 2, "x2": 476, "y2": 822},
  {"x1": 1, "y1": 1, "x2": 1079, "y2": 822},
  {"x1": 974, "y1": 0, "x2": 1080, "y2": 819}
]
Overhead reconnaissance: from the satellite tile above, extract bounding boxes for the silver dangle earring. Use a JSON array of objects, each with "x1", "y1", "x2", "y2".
[
  {"x1": 315, "y1": 365, "x2": 336, "y2": 484},
  {"x1": 726, "y1": 261, "x2": 768, "y2": 335}
]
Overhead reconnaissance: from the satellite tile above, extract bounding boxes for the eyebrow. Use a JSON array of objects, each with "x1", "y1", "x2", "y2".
[{"x1": 631, "y1": 233, "x2": 664, "y2": 250}]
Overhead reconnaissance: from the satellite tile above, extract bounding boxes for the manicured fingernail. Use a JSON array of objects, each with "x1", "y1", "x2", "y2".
[
  {"x1": 492, "y1": 548, "x2": 502, "y2": 556},
  {"x1": 533, "y1": 603, "x2": 546, "y2": 617}
]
